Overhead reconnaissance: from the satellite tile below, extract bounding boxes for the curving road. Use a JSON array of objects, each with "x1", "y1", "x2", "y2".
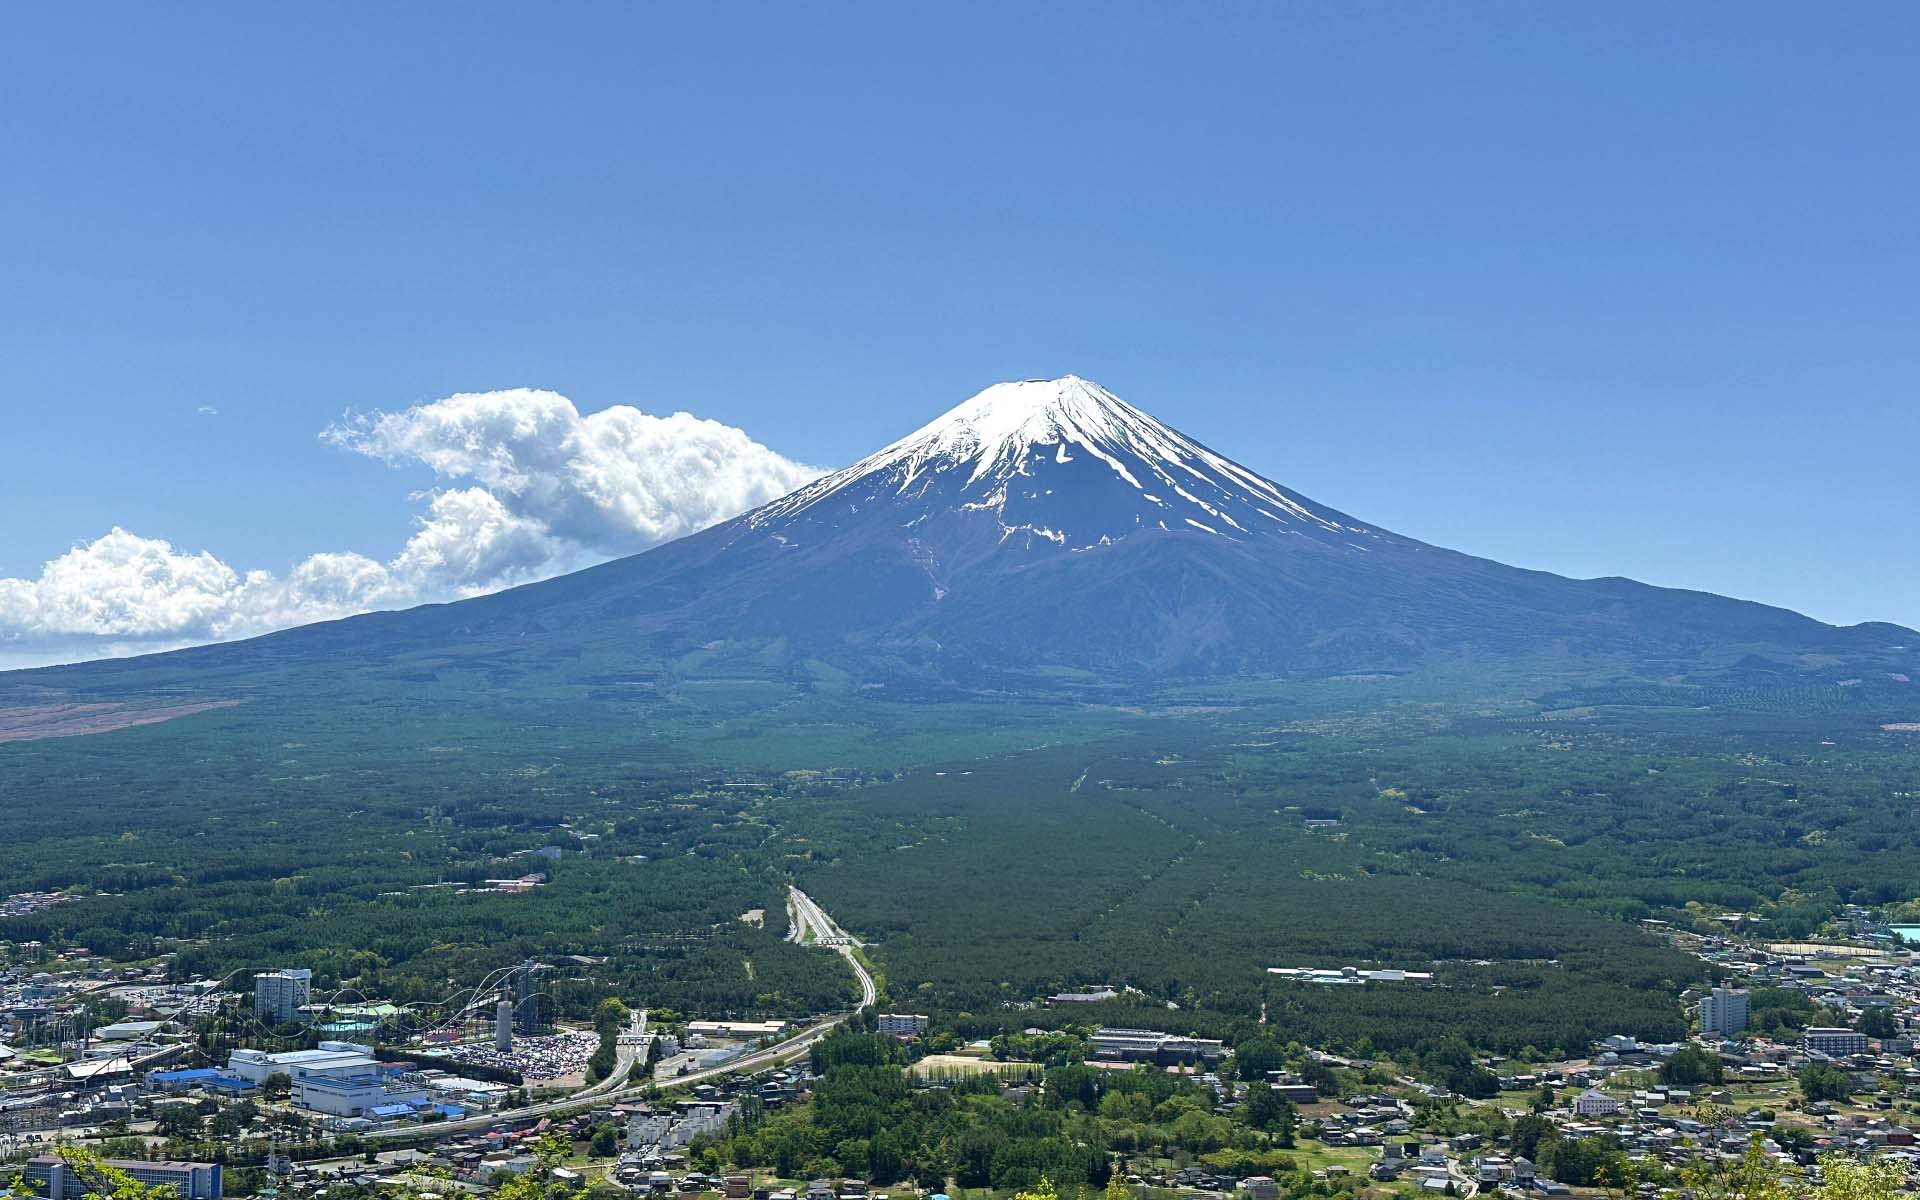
[
  {"x1": 368, "y1": 891, "x2": 873, "y2": 1144},
  {"x1": 789, "y1": 885, "x2": 877, "y2": 1009}
]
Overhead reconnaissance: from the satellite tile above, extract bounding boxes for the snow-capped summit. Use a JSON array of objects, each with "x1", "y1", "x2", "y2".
[
  {"x1": 868, "y1": 375, "x2": 1181, "y2": 488},
  {"x1": 36, "y1": 374, "x2": 1906, "y2": 688},
  {"x1": 748, "y1": 375, "x2": 1383, "y2": 555}
]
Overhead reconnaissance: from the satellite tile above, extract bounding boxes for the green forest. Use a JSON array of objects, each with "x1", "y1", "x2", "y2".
[{"x1": 3, "y1": 675, "x2": 1919, "y2": 1057}]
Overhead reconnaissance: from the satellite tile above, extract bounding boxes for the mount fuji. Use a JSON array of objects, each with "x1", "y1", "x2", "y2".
[
  {"x1": 747, "y1": 375, "x2": 1382, "y2": 558},
  {"x1": 8, "y1": 376, "x2": 1913, "y2": 697}
]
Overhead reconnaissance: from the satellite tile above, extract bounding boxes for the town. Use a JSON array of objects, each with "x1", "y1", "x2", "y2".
[{"x1": 8, "y1": 892, "x2": 1920, "y2": 1200}]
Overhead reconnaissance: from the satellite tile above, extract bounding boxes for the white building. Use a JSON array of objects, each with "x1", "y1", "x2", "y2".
[
  {"x1": 417, "y1": 1070, "x2": 510, "y2": 1109},
  {"x1": 686, "y1": 1020, "x2": 785, "y2": 1040},
  {"x1": 1572, "y1": 1088, "x2": 1622, "y2": 1116},
  {"x1": 666, "y1": 1102, "x2": 734, "y2": 1147},
  {"x1": 1266, "y1": 966, "x2": 1435, "y2": 985},
  {"x1": 627, "y1": 1113, "x2": 671, "y2": 1151},
  {"x1": 227, "y1": 1042, "x2": 376, "y2": 1086},
  {"x1": 876, "y1": 1013, "x2": 929, "y2": 1037},
  {"x1": 1699, "y1": 987, "x2": 1751, "y2": 1036},
  {"x1": 253, "y1": 969, "x2": 312, "y2": 1024},
  {"x1": 226, "y1": 1041, "x2": 432, "y2": 1118},
  {"x1": 295, "y1": 1072, "x2": 427, "y2": 1118},
  {"x1": 1089, "y1": 1027, "x2": 1226, "y2": 1063}
]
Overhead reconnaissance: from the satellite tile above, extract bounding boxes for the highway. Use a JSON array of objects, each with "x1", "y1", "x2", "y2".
[
  {"x1": 368, "y1": 891, "x2": 873, "y2": 1143},
  {"x1": 789, "y1": 885, "x2": 877, "y2": 1008},
  {"x1": 575, "y1": 1008, "x2": 650, "y2": 1101}
]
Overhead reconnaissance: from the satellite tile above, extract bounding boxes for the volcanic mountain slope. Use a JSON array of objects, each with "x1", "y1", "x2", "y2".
[
  {"x1": 8, "y1": 376, "x2": 1914, "y2": 695},
  {"x1": 748, "y1": 376, "x2": 1386, "y2": 559}
]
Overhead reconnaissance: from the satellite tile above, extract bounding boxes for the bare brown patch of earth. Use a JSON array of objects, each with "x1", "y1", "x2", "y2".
[{"x1": 0, "y1": 699, "x2": 243, "y2": 743}]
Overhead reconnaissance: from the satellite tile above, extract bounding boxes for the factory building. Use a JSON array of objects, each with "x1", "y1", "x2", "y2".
[
  {"x1": 225, "y1": 1040, "x2": 425, "y2": 1117},
  {"x1": 295, "y1": 1072, "x2": 429, "y2": 1118},
  {"x1": 226, "y1": 1042, "x2": 377, "y2": 1086}
]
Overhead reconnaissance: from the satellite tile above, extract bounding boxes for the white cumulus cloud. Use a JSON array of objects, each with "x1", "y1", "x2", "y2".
[
  {"x1": 0, "y1": 389, "x2": 820, "y2": 668},
  {"x1": 0, "y1": 528, "x2": 246, "y2": 641},
  {"x1": 323, "y1": 388, "x2": 820, "y2": 552}
]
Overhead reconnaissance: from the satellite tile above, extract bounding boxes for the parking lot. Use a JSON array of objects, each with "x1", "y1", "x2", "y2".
[{"x1": 433, "y1": 1029, "x2": 599, "y2": 1081}]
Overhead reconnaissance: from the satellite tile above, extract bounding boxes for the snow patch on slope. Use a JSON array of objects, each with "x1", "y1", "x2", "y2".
[{"x1": 748, "y1": 376, "x2": 1380, "y2": 553}]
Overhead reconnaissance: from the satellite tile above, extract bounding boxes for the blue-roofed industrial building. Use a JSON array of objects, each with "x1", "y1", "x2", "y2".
[
  {"x1": 226, "y1": 1041, "x2": 423, "y2": 1117},
  {"x1": 295, "y1": 1072, "x2": 428, "y2": 1117}
]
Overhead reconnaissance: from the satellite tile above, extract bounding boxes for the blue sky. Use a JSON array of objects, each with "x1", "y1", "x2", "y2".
[{"x1": 3, "y1": 5, "x2": 1917, "y2": 663}]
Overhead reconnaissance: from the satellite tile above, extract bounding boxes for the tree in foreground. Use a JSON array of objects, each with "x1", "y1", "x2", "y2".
[
  {"x1": 1668, "y1": 1135, "x2": 1904, "y2": 1200},
  {"x1": 11, "y1": 1147, "x2": 201, "y2": 1200}
]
